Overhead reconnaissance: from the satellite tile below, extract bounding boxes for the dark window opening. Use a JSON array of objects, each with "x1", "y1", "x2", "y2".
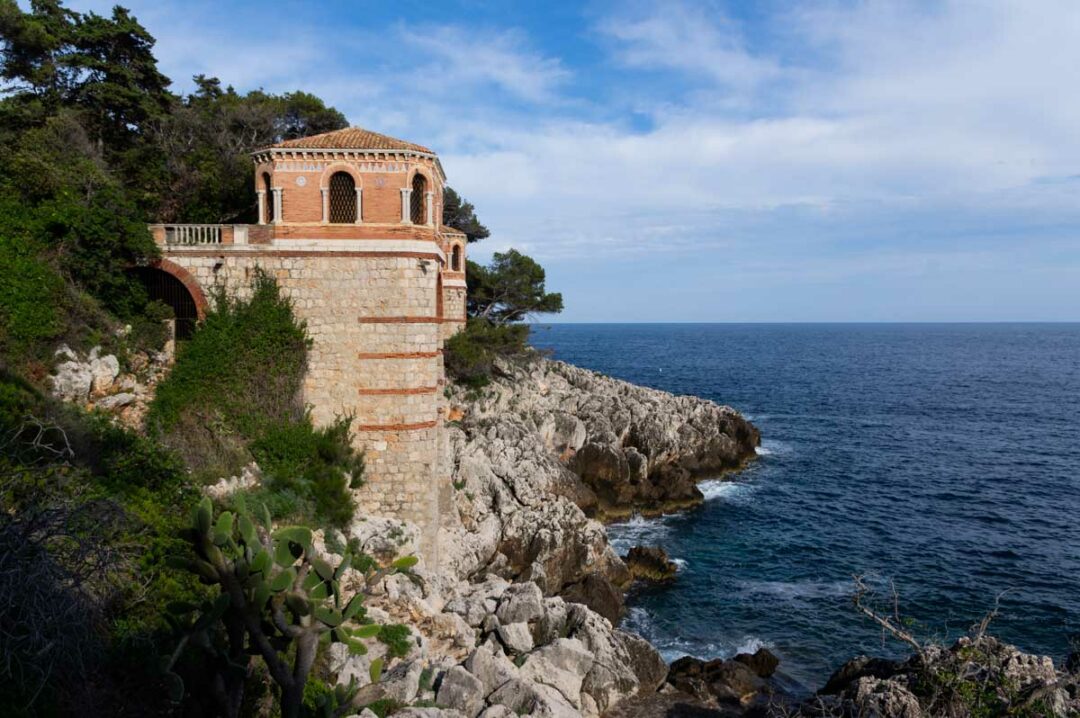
[
  {"x1": 263, "y1": 172, "x2": 274, "y2": 223},
  {"x1": 451, "y1": 244, "x2": 462, "y2": 271},
  {"x1": 329, "y1": 172, "x2": 356, "y2": 223},
  {"x1": 411, "y1": 173, "x2": 427, "y2": 224},
  {"x1": 132, "y1": 267, "x2": 199, "y2": 340}
]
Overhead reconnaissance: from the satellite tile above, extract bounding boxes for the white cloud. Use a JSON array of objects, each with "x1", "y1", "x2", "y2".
[
  {"x1": 598, "y1": 3, "x2": 781, "y2": 94},
  {"x1": 61, "y1": 0, "x2": 1080, "y2": 318}
]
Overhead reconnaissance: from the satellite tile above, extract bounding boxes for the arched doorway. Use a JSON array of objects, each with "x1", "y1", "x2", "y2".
[{"x1": 132, "y1": 266, "x2": 200, "y2": 340}]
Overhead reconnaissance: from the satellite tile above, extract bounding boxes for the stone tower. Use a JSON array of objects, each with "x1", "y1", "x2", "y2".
[{"x1": 147, "y1": 127, "x2": 468, "y2": 562}]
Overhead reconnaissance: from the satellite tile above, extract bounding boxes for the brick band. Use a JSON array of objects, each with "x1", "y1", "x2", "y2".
[
  {"x1": 357, "y1": 316, "x2": 442, "y2": 324},
  {"x1": 357, "y1": 386, "x2": 438, "y2": 396},
  {"x1": 357, "y1": 350, "x2": 442, "y2": 359},
  {"x1": 354, "y1": 420, "x2": 438, "y2": 432}
]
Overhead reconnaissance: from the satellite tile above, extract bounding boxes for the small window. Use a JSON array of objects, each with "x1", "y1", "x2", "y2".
[
  {"x1": 263, "y1": 172, "x2": 274, "y2": 223},
  {"x1": 329, "y1": 172, "x2": 356, "y2": 223},
  {"x1": 411, "y1": 173, "x2": 427, "y2": 224},
  {"x1": 451, "y1": 244, "x2": 462, "y2": 271}
]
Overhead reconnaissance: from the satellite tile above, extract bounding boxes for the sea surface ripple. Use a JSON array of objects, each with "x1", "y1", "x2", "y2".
[{"x1": 530, "y1": 323, "x2": 1080, "y2": 688}]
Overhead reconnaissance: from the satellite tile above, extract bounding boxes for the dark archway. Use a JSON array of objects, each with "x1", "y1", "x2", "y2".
[
  {"x1": 411, "y1": 173, "x2": 427, "y2": 224},
  {"x1": 328, "y1": 172, "x2": 356, "y2": 223},
  {"x1": 263, "y1": 172, "x2": 274, "y2": 224},
  {"x1": 451, "y1": 244, "x2": 462, "y2": 271},
  {"x1": 133, "y1": 267, "x2": 200, "y2": 339}
]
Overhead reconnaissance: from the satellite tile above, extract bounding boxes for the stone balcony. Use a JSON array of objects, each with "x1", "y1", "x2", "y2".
[{"x1": 149, "y1": 223, "x2": 464, "y2": 251}]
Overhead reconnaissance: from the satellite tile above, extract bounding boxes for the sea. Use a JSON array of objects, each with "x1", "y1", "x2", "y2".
[{"x1": 528, "y1": 323, "x2": 1080, "y2": 690}]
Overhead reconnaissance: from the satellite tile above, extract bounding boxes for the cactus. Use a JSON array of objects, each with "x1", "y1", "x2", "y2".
[{"x1": 165, "y1": 497, "x2": 415, "y2": 718}]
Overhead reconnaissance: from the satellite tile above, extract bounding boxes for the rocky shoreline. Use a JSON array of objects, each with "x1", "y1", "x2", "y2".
[{"x1": 54, "y1": 350, "x2": 1080, "y2": 716}]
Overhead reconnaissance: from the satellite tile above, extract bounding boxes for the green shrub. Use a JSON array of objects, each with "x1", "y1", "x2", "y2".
[
  {"x1": 0, "y1": 370, "x2": 204, "y2": 716},
  {"x1": 376, "y1": 624, "x2": 414, "y2": 659},
  {"x1": 149, "y1": 271, "x2": 310, "y2": 441},
  {"x1": 444, "y1": 318, "x2": 532, "y2": 387},
  {"x1": 250, "y1": 416, "x2": 364, "y2": 528},
  {"x1": 149, "y1": 272, "x2": 363, "y2": 526}
]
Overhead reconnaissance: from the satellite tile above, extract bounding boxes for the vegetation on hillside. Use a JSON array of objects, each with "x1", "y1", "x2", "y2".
[
  {"x1": 0, "y1": 370, "x2": 202, "y2": 715},
  {"x1": 0, "y1": 0, "x2": 559, "y2": 713},
  {"x1": 148, "y1": 273, "x2": 364, "y2": 528},
  {"x1": 0, "y1": 0, "x2": 346, "y2": 373}
]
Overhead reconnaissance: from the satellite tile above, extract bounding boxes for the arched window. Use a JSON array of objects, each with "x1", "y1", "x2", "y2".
[
  {"x1": 410, "y1": 173, "x2": 427, "y2": 224},
  {"x1": 451, "y1": 244, "x2": 462, "y2": 271},
  {"x1": 262, "y1": 172, "x2": 274, "y2": 223},
  {"x1": 328, "y1": 172, "x2": 356, "y2": 223}
]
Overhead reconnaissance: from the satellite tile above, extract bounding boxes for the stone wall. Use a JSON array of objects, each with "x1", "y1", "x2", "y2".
[{"x1": 162, "y1": 245, "x2": 453, "y2": 562}]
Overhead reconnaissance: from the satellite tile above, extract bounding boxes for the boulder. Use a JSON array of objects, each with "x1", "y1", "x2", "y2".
[
  {"x1": 667, "y1": 656, "x2": 765, "y2": 705},
  {"x1": 51, "y1": 361, "x2": 93, "y2": 402},
  {"x1": 820, "y1": 655, "x2": 903, "y2": 695},
  {"x1": 487, "y1": 678, "x2": 580, "y2": 718},
  {"x1": 495, "y1": 581, "x2": 544, "y2": 624},
  {"x1": 624, "y1": 546, "x2": 679, "y2": 582},
  {"x1": 733, "y1": 647, "x2": 780, "y2": 678},
  {"x1": 380, "y1": 659, "x2": 424, "y2": 704},
  {"x1": 849, "y1": 676, "x2": 923, "y2": 718},
  {"x1": 89, "y1": 353, "x2": 120, "y2": 397},
  {"x1": 560, "y1": 572, "x2": 624, "y2": 624},
  {"x1": 463, "y1": 643, "x2": 518, "y2": 696},
  {"x1": 435, "y1": 665, "x2": 484, "y2": 717},
  {"x1": 566, "y1": 604, "x2": 666, "y2": 712},
  {"x1": 96, "y1": 392, "x2": 137, "y2": 411},
  {"x1": 348, "y1": 516, "x2": 421, "y2": 564},
  {"x1": 496, "y1": 622, "x2": 533, "y2": 655},
  {"x1": 519, "y1": 638, "x2": 595, "y2": 708}
]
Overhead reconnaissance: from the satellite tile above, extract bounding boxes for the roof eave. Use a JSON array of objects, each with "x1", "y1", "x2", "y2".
[{"x1": 250, "y1": 147, "x2": 446, "y2": 181}]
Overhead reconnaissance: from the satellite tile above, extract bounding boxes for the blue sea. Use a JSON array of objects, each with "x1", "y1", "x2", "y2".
[{"x1": 529, "y1": 323, "x2": 1080, "y2": 689}]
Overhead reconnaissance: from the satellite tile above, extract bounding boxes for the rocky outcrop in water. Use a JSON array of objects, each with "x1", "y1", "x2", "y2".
[
  {"x1": 809, "y1": 635, "x2": 1080, "y2": 717},
  {"x1": 439, "y1": 357, "x2": 759, "y2": 603},
  {"x1": 624, "y1": 546, "x2": 679, "y2": 582}
]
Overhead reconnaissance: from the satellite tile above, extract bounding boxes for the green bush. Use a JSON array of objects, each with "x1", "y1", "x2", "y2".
[
  {"x1": 250, "y1": 416, "x2": 364, "y2": 528},
  {"x1": 149, "y1": 272, "x2": 363, "y2": 526},
  {"x1": 149, "y1": 272, "x2": 310, "y2": 440},
  {"x1": 0, "y1": 370, "x2": 204, "y2": 716},
  {"x1": 444, "y1": 318, "x2": 532, "y2": 388}
]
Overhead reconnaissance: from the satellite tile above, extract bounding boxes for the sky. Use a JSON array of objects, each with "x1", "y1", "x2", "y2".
[{"x1": 71, "y1": 0, "x2": 1080, "y2": 321}]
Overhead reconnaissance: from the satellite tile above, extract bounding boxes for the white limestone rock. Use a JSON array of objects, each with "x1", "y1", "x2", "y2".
[
  {"x1": 96, "y1": 392, "x2": 137, "y2": 411},
  {"x1": 495, "y1": 622, "x2": 533, "y2": 655},
  {"x1": 463, "y1": 643, "x2": 518, "y2": 696},
  {"x1": 89, "y1": 353, "x2": 120, "y2": 397},
  {"x1": 518, "y1": 638, "x2": 595, "y2": 709},
  {"x1": 203, "y1": 462, "x2": 262, "y2": 500},
  {"x1": 348, "y1": 516, "x2": 421, "y2": 564},
  {"x1": 50, "y1": 361, "x2": 93, "y2": 402},
  {"x1": 435, "y1": 665, "x2": 484, "y2": 717},
  {"x1": 494, "y1": 581, "x2": 544, "y2": 624},
  {"x1": 487, "y1": 678, "x2": 580, "y2": 718}
]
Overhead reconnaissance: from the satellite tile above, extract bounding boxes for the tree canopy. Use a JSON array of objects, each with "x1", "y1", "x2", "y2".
[
  {"x1": 467, "y1": 250, "x2": 564, "y2": 325},
  {"x1": 442, "y1": 185, "x2": 490, "y2": 242}
]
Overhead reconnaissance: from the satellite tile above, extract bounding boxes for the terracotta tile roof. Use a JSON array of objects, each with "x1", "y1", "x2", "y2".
[{"x1": 270, "y1": 127, "x2": 434, "y2": 154}]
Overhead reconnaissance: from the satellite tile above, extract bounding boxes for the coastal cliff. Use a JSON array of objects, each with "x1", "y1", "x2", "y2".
[
  {"x1": 302, "y1": 356, "x2": 762, "y2": 717},
  {"x1": 439, "y1": 358, "x2": 759, "y2": 603}
]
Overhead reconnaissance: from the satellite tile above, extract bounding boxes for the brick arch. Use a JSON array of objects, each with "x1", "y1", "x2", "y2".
[
  {"x1": 151, "y1": 258, "x2": 210, "y2": 320},
  {"x1": 408, "y1": 166, "x2": 434, "y2": 188},
  {"x1": 319, "y1": 162, "x2": 363, "y2": 189}
]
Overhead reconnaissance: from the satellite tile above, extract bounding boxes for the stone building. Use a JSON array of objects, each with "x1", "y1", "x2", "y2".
[{"x1": 144, "y1": 127, "x2": 468, "y2": 563}]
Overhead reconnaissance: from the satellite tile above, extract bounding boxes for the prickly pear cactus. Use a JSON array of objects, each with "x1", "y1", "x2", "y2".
[{"x1": 165, "y1": 496, "x2": 417, "y2": 718}]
